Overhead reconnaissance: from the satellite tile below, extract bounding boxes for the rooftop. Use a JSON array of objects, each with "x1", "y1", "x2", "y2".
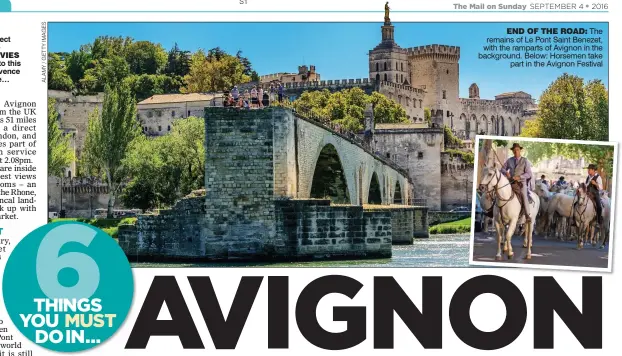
[
  {"x1": 495, "y1": 91, "x2": 531, "y2": 99},
  {"x1": 138, "y1": 93, "x2": 220, "y2": 105}
]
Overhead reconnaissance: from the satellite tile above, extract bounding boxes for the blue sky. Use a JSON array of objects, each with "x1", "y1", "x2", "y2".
[{"x1": 49, "y1": 22, "x2": 608, "y2": 100}]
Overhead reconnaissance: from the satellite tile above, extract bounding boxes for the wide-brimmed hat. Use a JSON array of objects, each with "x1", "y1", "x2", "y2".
[
  {"x1": 587, "y1": 164, "x2": 598, "y2": 170},
  {"x1": 510, "y1": 143, "x2": 523, "y2": 150}
]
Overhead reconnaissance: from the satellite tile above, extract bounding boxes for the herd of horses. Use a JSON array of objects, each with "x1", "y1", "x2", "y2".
[{"x1": 478, "y1": 161, "x2": 611, "y2": 262}]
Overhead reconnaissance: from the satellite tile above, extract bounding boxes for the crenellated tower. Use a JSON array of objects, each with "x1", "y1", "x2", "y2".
[{"x1": 407, "y1": 45, "x2": 461, "y2": 127}]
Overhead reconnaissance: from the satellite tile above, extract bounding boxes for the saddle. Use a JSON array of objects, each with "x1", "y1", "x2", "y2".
[{"x1": 511, "y1": 181, "x2": 533, "y2": 219}]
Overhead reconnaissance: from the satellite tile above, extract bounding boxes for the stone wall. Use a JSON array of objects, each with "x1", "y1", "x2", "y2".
[
  {"x1": 281, "y1": 79, "x2": 376, "y2": 100},
  {"x1": 275, "y1": 200, "x2": 391, "y2": 259},
  {"x1": 47, "y1": 176, "x2": 116, "y2": 217},
  {"x1": 378, "y1": 81, "x2": 425, "y2": 123},
  {"x1": 137, "y1": 99, "x2": 223, "y2": 136},
  {"x1": 440, "y1": 153, "x2": 474, "y2": 211},
  {"x1": 364, "y1": 206, "x2": 415, "y2": 244},
  {"x1": 372, "y1": 127, "x2": 444, "y2": 210},
  {"x1": 118, "y1": 196, "x2": 206, "y2": 259},
  {"x1": 49, "y1": 90, "x2": 104, "y2": 157},
  {"x1": 202, "y1": 108, "x2": 280, "y2": 257}
]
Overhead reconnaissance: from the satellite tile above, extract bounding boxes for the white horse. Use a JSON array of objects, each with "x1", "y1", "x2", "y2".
[
  {"x1": 545, "y1": 193, "x2": 576, "y2": 240},
  {"x1": 573, "y1": 183, "x2": 597, "y2": 249},
  {"x1": 599, "y1": 193, "x2": 611, "y2": 249},
  {"x1": 478, "y1": 165, "x2": 540, "y2": 260},
  {"x1": 534, "y1": 182, "x2": 551, "y2": 235}
]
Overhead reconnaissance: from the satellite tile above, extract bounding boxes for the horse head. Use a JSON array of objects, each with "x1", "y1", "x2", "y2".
[
  {"x1": 478, "y1": 165, "x2": 500, "y2": 195},
  {"x1": 576, "y1": 183, "x2": 587, "y2": 199}
]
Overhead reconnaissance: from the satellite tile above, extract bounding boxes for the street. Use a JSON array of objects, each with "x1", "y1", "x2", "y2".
[{"x1": 472, "y1": 230, "x2": 609, "y2": 269}]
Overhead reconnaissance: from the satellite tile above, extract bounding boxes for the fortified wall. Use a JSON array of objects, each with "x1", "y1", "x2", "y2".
[
  {"x1": 48, "y1": 90, "x2": 104, "y2": 157},
  {"x1": 118, "y1": 108, "x2": 427, "y2": 262},
  {"x1": 440, "y1": 152, "x2": 474, "y2": 211},
  {"x1": 371, "y1": 124, "x2": 444, "y2": 210}
]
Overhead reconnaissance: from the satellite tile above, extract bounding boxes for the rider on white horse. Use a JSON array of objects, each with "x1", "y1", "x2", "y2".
[{"x1": 500, "y1": 143, "x2": 534, "y2": 222}]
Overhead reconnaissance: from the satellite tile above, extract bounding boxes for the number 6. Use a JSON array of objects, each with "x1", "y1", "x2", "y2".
[{"x1": 36, "y1": 224, "x2": 100, "y2": 299}]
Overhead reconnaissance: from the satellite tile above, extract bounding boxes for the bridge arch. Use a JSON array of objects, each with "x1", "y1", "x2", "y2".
[
  {"x1": 294, "y1": 114, "x2": 410, "y2": 206},
  {"x1": 309, "y1": 144, "x2": 351, "y2": 204},
  {"x1": 368, "y1": 171, "x2": 382, "y2": 205},
  {"x1": 393, "y1": 179, "x2": 404, "y2": 204},
  {"x1": 305, "y1": 139, "x2": 358, "y2": 205}
]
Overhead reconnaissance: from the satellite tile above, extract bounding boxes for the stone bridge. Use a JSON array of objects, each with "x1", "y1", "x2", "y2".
[
  {"x1": 118, "y1": 107, "x2": 427, "y2": 262},
  {"x1": 271, "y1": 108, "x2": 412, "y2": 205}
]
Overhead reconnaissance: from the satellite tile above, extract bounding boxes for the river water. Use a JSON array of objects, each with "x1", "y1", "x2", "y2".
[{"x1": 131, "y1": 234, "x2": 472, "y2": 268}]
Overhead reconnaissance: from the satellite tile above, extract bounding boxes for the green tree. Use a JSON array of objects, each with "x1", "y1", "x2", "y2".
[
  {"x1": 48, "y1": 53, "x2": 74, "y2": 91},
  {"x1": 124, "y1": 41, "x2": 168, "y2": 75},
  {"x1": 120, "y1": 117, "x2": 205, "y2": 210},
  {"x1": 165, "y1": 43, "x2": 191, "y2": 77},
  {"x1": 123, "y1": 74, "x2": 183, "y2": 100},
  {"x1": 82, "y1": 84, "x2": 140, "y2": 217},
  {"x1": 181, "y1": 49, "x2": 251, "y2": 93},
  {"x1": 520, "y1": 141, "x2": 614, "y2": 189},
  {"x1": 80, "y1": 55, "x2": 130, "y2": 93},
  {"x1": 120, "y1": 135, "x2": 179, "y2": 210},
  {"x1": 424, "y1": 108, "x2": 431, "y2": 126},
  {"x1": 291, "y1": 88, "x2": 407, "y2": 132},
  {"x1": 520, "y1": 74, "x2": 608, "y2": 141},
  {"x1": 65, "y1": 50, "x2": 92, "y2": 85},
  {"x1": 90, "y1": 36, "x2": 132, "y2": 60},
  {"x1": 166, "y1": 116, "x2": 206, "y2": 194},
  {"x1": 47, "y1": 98, "x2": 75, "y2": 177}
]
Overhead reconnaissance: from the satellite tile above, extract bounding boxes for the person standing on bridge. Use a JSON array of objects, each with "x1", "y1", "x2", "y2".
[
  {"x1": 269, "y1": 83, "x2": 276, "y2": 105},
  {"x1": 500, "y1": 143, "x2": 534, "y2": 222},
  {"x1": 278, "y1": 83, "x2": 284, "y2": 103}
]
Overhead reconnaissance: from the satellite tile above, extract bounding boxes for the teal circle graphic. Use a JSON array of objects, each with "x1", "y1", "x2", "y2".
[{"x1": 3, "y1": 221, "x2": 134, "y2": 352}]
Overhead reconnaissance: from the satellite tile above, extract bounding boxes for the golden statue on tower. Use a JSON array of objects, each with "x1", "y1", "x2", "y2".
[{"x1": 384, "y1": 2, "x2": 390, "y2": 24}]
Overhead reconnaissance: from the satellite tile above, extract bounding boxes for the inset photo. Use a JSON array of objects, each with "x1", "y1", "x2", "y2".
[{"x1": 470, "y1": 136, "x2": 616, "y2": 271}]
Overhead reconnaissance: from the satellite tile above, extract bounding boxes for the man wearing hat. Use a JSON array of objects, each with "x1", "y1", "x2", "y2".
[
  {"x1": 500, "y1": 143, "x2": 534, "y2": 222},
  {"x1": 585, "y1": 163, "x2": 603, "y2": 224}
]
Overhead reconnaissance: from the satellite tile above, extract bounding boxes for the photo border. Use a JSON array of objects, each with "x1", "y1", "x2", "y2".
[{"x1": 469, "y1": 134, "x2": 617, "y2": 273}]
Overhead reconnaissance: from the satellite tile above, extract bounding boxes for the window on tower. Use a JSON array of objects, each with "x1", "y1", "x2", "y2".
[
  {"x1": 384, "y1": 62, "x2": 387, "y2": 70},
  {"x1": 395, "y1": 62, "x2": 398, "y2": 70},
  {"x1": 384, "y1": 73, "x2": 387, "y2": 81},
  {"x1": 401, "y1": 62, "x2": 404, "y2": 71},
  {"x1": 376, "y1": 62, "x2": 379, "y2": 71},
  {"x1": 443, "y1": 90, "x2": 447, "y2": 99},
  {"x1": 395, "y1": 73, "x2": 398, "y2": 82}
]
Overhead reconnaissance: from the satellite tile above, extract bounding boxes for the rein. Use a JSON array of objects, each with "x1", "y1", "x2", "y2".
[{"x1": 481, "y1": 169, "x2": 516, "y2": 223}]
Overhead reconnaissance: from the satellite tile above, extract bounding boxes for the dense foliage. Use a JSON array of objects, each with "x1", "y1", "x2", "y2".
[
  {"x1": 48, "y1": 37, "x2": 259, "y2": 100},
  {"x1": 289, "y1": 88, "x2": 408, "y2": 132},
  {"x1": 520, "y1": 73, "x2": 608, "y2": 141},
  {"x1": 520, "y1": 141, "x2": 614, "y2": 187},
  {"x1": 120, "y1": 117, "x2": 206, "y2": 210},
  {"x1": 47, "y1": 98, "x2": 75, "y2": 177}
]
